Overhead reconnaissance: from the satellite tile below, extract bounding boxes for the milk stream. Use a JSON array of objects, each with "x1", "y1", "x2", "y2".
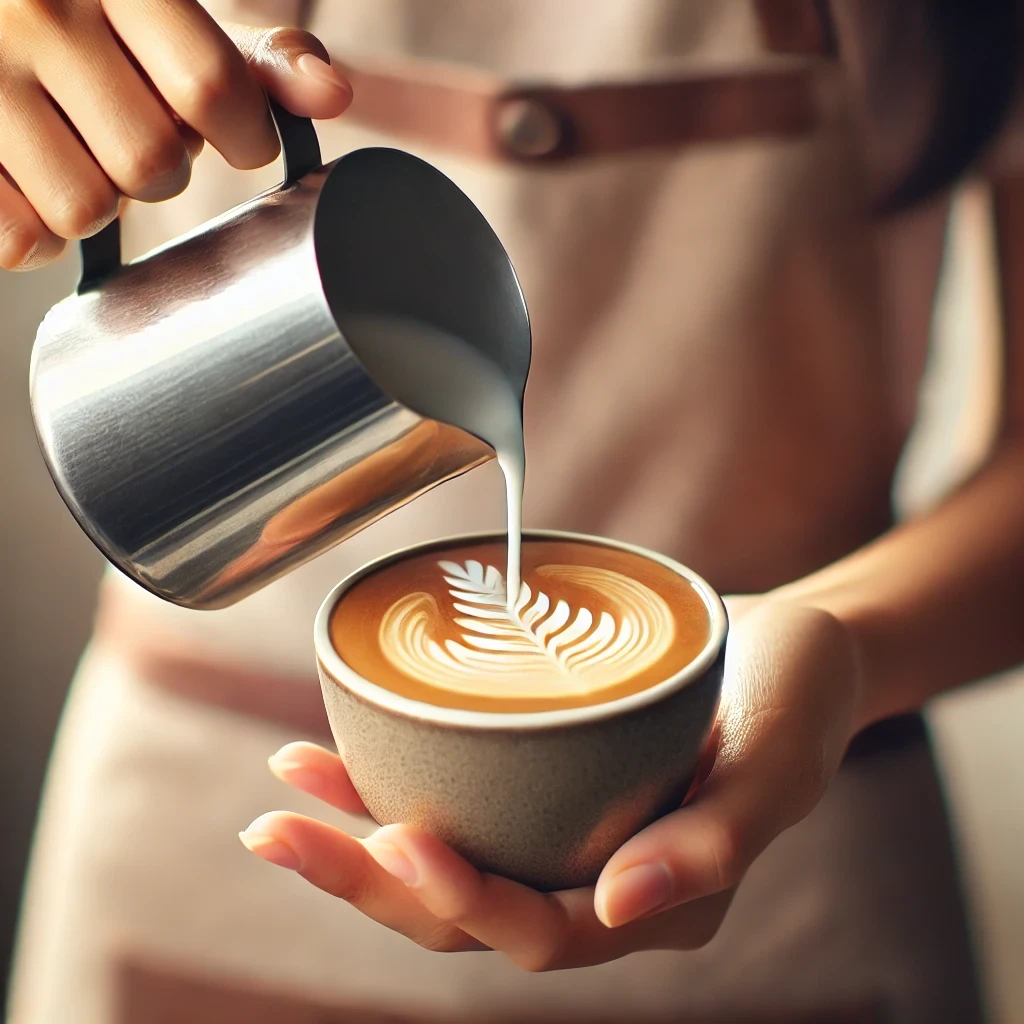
[{"x1": 341, "y1": 316, "x2": 525, "y2": 607}]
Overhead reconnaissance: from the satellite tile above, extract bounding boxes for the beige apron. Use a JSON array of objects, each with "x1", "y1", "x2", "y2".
[{"x1": 8, "y1": 2, "x2": 983, "y2": 1021}]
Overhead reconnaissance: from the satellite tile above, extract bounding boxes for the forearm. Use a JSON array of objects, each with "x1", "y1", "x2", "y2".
[{"x1": 772, "y1": 437, "x2": 1024, "y2": 728}]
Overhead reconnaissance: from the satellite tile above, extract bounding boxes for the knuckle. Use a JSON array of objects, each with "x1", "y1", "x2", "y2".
[
  {"x1": 256, "y1": 26, "x2": 322, "y2": 61},
  {"x1": 418, "y1": 926, "x2": 467, "y2": 954},
  {"x1": 120, "y1": 131, "x2": 188, "y2": 198},
  {"x1": 512, "y1": 916, "x2": 570, "y2": 974},
  {"x1": 175, "y1": 56, "x2": 236, "y2": 118},
  {"x1": 49, "y1": 185, "x2": 117, "y2": 240},
  {"x1": 437, "y1": 893, "x2": 479, "y2": 930},
  {"x1": 433, "y1": 874, "x2": 487, "y2": 930},
  {"x1": 325, "y1": 868, "x2": 371, "y2": 908},
  {"x1": 516, "y1": 948, "x2": 560, "y2": 974},
  {"x1": 514, "y1": 934, "x2": 569, "y2": 974},
  {"x1": 703, "y1": 819, "x2": 745, "y2": 892},
  {"x1": 0, "y1": 0, "x2": 60, "y2": 33}
]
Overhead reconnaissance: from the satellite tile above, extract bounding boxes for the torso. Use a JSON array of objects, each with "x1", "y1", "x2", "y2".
[
  {"x1": 107, "y1": 0, "x2": 950, "y2": 677},
  {"x1": 13, "y1": 8, "x2": 990, "y2": 1023}
]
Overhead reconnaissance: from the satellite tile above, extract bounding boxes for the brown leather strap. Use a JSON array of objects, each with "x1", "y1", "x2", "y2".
[
  {"x1": 93, "y1": 587, "x2": 330, "y2": 737},
  {"x1": 131, "y1": 648, "x2": 332, "y2": 738},
  {"x1": 343, "y1": 61, "x2": 820, "y2": 164},
  {"x1": 100, "y1": 639, "x2": 923, "y2": 766},
  {"x1": 242, "y1": 1, "x2": 828, "y2": 161}
]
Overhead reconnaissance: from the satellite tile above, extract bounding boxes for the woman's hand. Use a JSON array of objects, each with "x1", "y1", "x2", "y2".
[
  {"x1": 0, "y1": 0, "x2": 352, "y2": 271},
  {"x1": 240, "y1": 597, "x2": 864, "y2": 971}
]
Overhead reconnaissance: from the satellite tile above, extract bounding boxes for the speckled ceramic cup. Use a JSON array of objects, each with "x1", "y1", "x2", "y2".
[{"x1": 315, "y1": 530, "x2": 728, "y2": 891}]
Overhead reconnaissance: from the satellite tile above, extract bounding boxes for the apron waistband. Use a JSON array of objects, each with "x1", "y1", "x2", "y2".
[
  {"x1": 340, "y1": 59, "x2": 823, "y2": 164},
  {"x1": 93, "y1": 601, "x2": 926, "y2": 761},
  {"x1": 93, "y1": 586, "x2": 331, "y2": 739}
]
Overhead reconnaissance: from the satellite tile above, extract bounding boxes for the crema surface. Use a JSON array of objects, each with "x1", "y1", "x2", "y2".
[{"x1": 329, "y1": 538, "x2": 711, "y2": 712}]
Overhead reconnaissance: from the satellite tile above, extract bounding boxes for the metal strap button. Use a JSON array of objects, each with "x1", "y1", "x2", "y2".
[{"x1": 494, "y1": 97, "x2": 567, "y2": 160}]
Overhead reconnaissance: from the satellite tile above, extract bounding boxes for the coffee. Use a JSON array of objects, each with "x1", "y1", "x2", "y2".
[{"x1": 330, "y1": 537, "x2": 712, "y2": 713}]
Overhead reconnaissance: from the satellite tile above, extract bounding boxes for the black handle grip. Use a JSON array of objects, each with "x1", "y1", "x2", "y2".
[
  {"x1": 77, "y1": 99, "x2": 322, "y2": 293},
  {"x1": 270, "y1": 98, "x2": 322, "y2": 186}
]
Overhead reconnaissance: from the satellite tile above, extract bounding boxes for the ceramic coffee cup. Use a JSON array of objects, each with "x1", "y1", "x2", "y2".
[{"x1": 314, "y1": 530, "x2": 728, "y2": 891}]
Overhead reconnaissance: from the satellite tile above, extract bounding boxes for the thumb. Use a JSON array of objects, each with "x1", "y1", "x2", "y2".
[
  {"x1": 223, "y1": 24, "x2": 353, "y2": 121},
  {"x1": 593, "y1": 603, "x2": 860, "y2": 929}
]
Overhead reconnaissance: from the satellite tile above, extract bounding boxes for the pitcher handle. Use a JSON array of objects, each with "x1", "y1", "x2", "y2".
[{"x1": 77, "y1": 98, "x2": 322, "y2": 294}]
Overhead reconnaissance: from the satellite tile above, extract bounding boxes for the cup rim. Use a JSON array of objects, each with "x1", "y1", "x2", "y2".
[{"x1": 314, "y1": 529, "x2": 729, "y2": 731}]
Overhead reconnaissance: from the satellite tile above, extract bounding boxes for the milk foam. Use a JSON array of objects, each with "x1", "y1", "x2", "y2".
[
  {"x1": 341, "y1": 316, "x2": 526, "y2": 605},
  {"x1": 378, "y1": 559, "x2": 676, "y2": 699}
]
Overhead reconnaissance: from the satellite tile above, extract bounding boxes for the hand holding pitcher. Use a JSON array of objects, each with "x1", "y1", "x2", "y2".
[{"x1": 0, "y1": 0, "x2": 350, "y2": 271}]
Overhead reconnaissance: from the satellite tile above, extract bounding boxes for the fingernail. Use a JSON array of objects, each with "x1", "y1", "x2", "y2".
[
  {"x1": 368, "y1": 840, "x2": 419, "y2": 886},
  {"x1": 267, "y1": 753, "x2": 302, "y2": 776},
  {"x1": 295, "y1": 52, "x2": 350, "y2": 93},
  {"x1": 597, "y1": 863, "x2": 673, "y2": 928},
  {"x1": 134, "y1": 148, "x2": 192, "y2": 203},
  {"x1": 238, "y1": 831, "x2": 302, "y2": 871}
]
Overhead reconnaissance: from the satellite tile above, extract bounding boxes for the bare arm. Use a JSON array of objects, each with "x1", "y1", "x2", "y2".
[{"x1": 777, "y1": 177, "x2": 1024, "y2": 728}]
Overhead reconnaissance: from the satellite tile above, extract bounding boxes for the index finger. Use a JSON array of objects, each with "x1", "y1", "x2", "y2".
[
  {"x1": 0, "y1": 166, "x2": 63, "y2": 270},
  {"x1": 102, "y1": 0, "x2": 278, "y2": 169},
  {"x1": 268, "y1": 741, "x2": 370, "y2": 817},
  {"x1": 239, "y1": 810, "x2": 481, "y2": 953}
]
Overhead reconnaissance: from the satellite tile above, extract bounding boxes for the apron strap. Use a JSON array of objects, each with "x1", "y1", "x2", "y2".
[{"x1": 341, "y1": 59, "x2": 822, "y2": 164}]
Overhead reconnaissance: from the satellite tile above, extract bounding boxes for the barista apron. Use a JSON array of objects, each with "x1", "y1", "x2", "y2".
[{"x1": 8, "y1": 2, "x2": 985, "y2": 1021}]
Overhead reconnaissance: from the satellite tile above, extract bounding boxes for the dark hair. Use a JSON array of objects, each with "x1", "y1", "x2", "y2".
[{"x1": 878, "y1": 1, "x2": 1021, "y2": 211}]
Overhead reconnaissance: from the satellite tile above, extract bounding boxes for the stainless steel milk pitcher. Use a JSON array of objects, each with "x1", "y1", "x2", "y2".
[{"x1": 30, "y1": 102, "x2": 531, "y2": 609}]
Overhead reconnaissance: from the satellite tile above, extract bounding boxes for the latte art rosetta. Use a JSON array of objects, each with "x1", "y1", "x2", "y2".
[{"x1": 378, "y1": 560, "x2": 676, "y2": 698}]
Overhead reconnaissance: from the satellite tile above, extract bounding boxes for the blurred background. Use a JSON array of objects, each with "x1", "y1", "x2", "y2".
[
  {"x1": 0, "y1": 254, "x2": 104, "y2": 1015},
  {"x1": 1, "y1": 184, "x2": 1023, "y2": 1021}
]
